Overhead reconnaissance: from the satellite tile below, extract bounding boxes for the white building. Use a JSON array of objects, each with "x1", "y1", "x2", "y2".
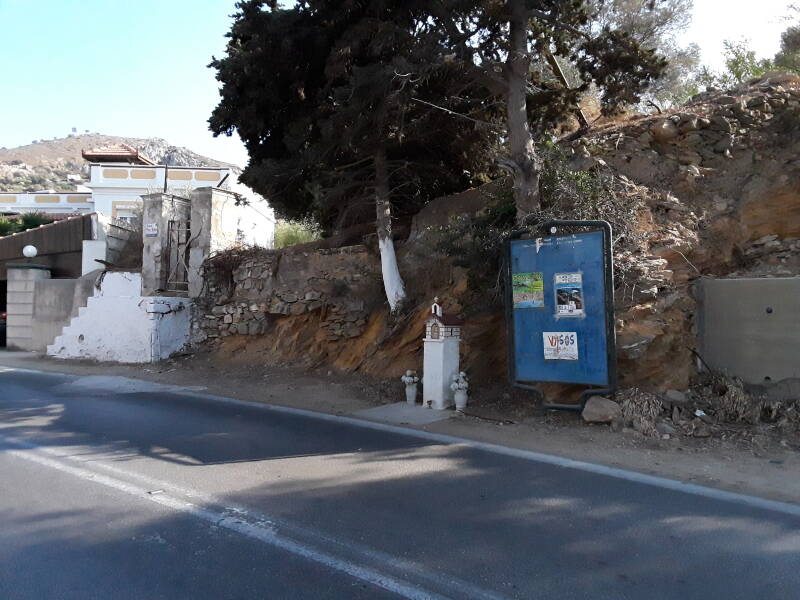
[{"x1": 0, "y1": 144, "x2": 275, "y2": 248}]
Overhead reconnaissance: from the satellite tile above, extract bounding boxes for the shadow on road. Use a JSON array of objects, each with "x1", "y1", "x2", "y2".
[{"x1": 1, "y1": 369, "x2": 799, "y2": 599}]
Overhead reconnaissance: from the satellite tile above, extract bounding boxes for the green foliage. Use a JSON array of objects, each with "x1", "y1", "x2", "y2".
[
  {"x1": 586, "y1": 0, "x2": 695, "y2": 109},
  {"x1": 18, "y1": 212, "x2": 53, "y2": 231},
  {"x1": 209, "y1": 1, "x2": 667, "y2": 231},
  {"x1": 433, "y1": 145, "x2": 645, "y2": 309},
  {"x1": 0, "y1": 217, "x2": 17, "y2": 237},
  {"x1": 432, "y1": 189, "x2": 517, "y2": 312},
  {"x1": 775, "y1": 6, "x2": 800, "y2": 73},
  {"x1": 722, "y1": 39, "x2": 776, "y2": 83},
  {"x1": 0, "y1": 212, "x2": 54, "y2": 238},
  {"x1": 697, "y1": 38, "x2": 785, "y2": 90},
  {"x1": 209, "y1": 0, "x2": 502, "y2": 232},
  {"x1": 273, "y1": 219, "x2": 321, "y2": 248},
  {"x1": 775, "y1": 25, "x2": 800, "y2": 72}
]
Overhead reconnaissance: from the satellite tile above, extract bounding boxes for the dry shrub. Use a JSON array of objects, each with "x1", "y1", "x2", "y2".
[
  {"x1": 715, "y1": 375, "x2": 762, "y2": 424},
  {"x1": 618, "y1": 387, "x2": 663, "y2": 437}
]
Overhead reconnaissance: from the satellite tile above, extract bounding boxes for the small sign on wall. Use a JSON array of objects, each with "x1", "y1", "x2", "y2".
[
  {"x1": 554, "y1": 272, "x2": 584, "y2": 317},
  {"x1": 543, "y1": 332, "x2": 579, "y2": 360},
  {"x1": 145, "y1": 223, "x2": 158, "y2": 238},
  {"x1": 512, "y1": 272, "x2": 544, "y2": 308}
]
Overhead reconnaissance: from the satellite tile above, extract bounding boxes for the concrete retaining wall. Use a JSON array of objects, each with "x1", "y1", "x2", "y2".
[
  {"x1": 31, "y1": 271, "x2": 99, "y2": 352},
  {"x1": 698, "y1": 277, "x2": 800, "y2": 384}
]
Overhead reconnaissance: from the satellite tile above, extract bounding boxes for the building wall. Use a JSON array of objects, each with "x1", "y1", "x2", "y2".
[
  {"x1": 188, "y1": 187, "x2": 276, "y2": 297},
  {"x1": 87, "y1": 164, "x2": 233, "y2": 220},
  {"x1": 141, "y1": 193, "x2": 192, "y2": 296},
  {"x1": 0, "y1": 192, "x2": 93, "y2": 215},
  {"x1": 0, "y1": 213, "x2": 115, "y2": 280}
]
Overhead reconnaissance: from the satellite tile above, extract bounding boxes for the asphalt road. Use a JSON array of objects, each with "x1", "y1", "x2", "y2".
[{"x1": 1, "y1": 368, "x2": 799, "y2": 600}]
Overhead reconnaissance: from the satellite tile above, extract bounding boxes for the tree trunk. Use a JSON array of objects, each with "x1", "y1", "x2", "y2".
[
  {"x1": 374, "y1": 148, "x2": 406, "y2": 312},
  {"x1": 506, "y1": 0, "x2": 541, "y2": 223}
]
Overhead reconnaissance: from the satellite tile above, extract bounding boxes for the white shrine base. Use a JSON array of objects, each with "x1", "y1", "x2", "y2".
[
  {"x1": 423, "y1": 337, "x2": 460, "y2": 409},
  {"x1": 353, "y1": 403, "x2": 453, "y2": 426}
]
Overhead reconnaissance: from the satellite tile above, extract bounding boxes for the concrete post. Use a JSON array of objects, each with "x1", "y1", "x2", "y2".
[
  {"x1": 6, "y1": 264, "x2": 51, "y2": 351},
  {"x1": 141, "y1": 193, "x2": 166, "y2": 296},
  {"x1": 188, "y1": 187, "x2": 239, "y2": 298},
  {"x1": 188, "y1": 188, "x2": 212, "y2": 299}
]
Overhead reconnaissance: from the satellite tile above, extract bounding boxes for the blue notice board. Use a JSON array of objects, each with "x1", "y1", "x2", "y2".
[{"x1": 509, "y1": 230, "x2": 612, "y2": 387}]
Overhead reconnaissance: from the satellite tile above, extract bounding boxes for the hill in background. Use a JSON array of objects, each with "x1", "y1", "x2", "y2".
[{"x1": 0, "y1": 134, "x2": 239, "y2": 193}]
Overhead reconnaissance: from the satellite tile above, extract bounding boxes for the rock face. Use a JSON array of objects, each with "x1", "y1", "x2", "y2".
[
  {"x1": 563, "y1": 74, "x2": 800, "y2": 390},
  {"x1": 194, "y1": 75, "x2": 800, "y2": 397},
  {"x1": 194, "y1": 243, "x2": 508, "y2": 381},
  {"x1": 651, "y1": 119, "x2": 679, "y2": 143},
  {"x1": 582, "y1": 396, "x2": 623, "y2": 424}
]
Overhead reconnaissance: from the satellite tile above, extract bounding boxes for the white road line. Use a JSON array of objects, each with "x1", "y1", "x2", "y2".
[
  {"x1": 12, "y1": 440, "x2": 509, "y2": 600},
  {"x1": 0, "y1": 433, "x2": 509, "y2": 600}
]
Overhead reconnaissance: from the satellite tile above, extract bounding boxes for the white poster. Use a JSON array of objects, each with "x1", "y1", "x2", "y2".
[
  {"x1": 554, "y1": 272, "x2": 584, "y2": 317},
  {"x1": 543, "y1": 332, "x2": 579, "y2": 360},
  {"x1": 144, "y1": 223, "x2": 159, "y2": 238}
]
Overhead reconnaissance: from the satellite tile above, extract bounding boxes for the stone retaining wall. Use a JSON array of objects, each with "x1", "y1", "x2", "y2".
[{"x1": 194, "y1": 245, "x2": 381, "y2": 343}]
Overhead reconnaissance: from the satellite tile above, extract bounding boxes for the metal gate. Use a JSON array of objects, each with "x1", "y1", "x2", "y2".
[{"x1": 165, "y1": 219, "x2": 191, "y2": 294}]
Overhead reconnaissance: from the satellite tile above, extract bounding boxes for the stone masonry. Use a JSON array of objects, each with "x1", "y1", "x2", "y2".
[{"x1": 194, "y1": 245, "x2": 380, "y2": 343}]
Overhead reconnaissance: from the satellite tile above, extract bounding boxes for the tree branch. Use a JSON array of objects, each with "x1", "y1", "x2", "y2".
[
  {"x1": 410, "y1": 97, "x2": 503, "y2": 130},
  {"x1": 528, "y1": 9, "x2": 590, "y2": 39}
]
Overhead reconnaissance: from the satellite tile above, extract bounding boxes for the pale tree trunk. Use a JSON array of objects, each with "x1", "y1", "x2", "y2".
[
  {"x1": 374, "y1": 148, "x2": 406, "y2": 312},
  {"x1": 505, "y1": 0, "x2": 541, "y2": 223}
]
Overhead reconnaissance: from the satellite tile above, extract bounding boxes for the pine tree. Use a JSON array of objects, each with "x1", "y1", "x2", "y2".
[
  {"x1": 209, "y1": 0, "x2": 666, "y2": 307},
  {"x1": 210, "y1": 0, "x2": 502, "y2": 310}
]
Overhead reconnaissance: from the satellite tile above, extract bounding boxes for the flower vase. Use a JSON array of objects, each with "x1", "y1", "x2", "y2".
[{"x1": 405, "y1": 383, "x2": 418, "y2": 405}]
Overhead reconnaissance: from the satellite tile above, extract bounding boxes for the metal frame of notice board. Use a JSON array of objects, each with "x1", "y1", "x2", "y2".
[{"x1": 504, "y1": 220, "x2": 616, "y2": 410}]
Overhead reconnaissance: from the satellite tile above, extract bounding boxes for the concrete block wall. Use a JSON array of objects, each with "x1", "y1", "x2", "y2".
[
  {"x1": 698, "y1": 277, "x2": 800, "y2": 384},
  {"x1": 6, "y1": 265, "x2": 51, "y2": 351}
]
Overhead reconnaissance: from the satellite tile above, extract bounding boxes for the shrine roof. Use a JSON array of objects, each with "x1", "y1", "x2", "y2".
[{"x1": 428, "y1": 313, "x2": 464, "y2": 326}]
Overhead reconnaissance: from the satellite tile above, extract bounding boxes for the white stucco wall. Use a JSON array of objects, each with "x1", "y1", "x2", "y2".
[
  {"x1": 46, "y1": 272, "x2": 192, "y2": 363},
  {"x1": 0, "y1": 192, "x2": 93, "y2": 215}
]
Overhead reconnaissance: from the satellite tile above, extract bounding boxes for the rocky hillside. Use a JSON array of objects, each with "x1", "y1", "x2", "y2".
[
  {"x1": 194, "y1": 73, "x2": 800, "y2": 402},
  {"x1": 560, "y1": 72, "x2": 800, "y2": 390},
  {"x1": 0, "y1": 134, "x2": 238, "y2": 193}
]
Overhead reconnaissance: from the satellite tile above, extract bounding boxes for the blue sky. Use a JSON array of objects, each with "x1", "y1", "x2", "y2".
[
  {"x1": 0, "y1": 1, "x2": 793, "y2": 167},
  {"x1": 0, "y1": 0, "x2": 248, "y2": 165}
]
